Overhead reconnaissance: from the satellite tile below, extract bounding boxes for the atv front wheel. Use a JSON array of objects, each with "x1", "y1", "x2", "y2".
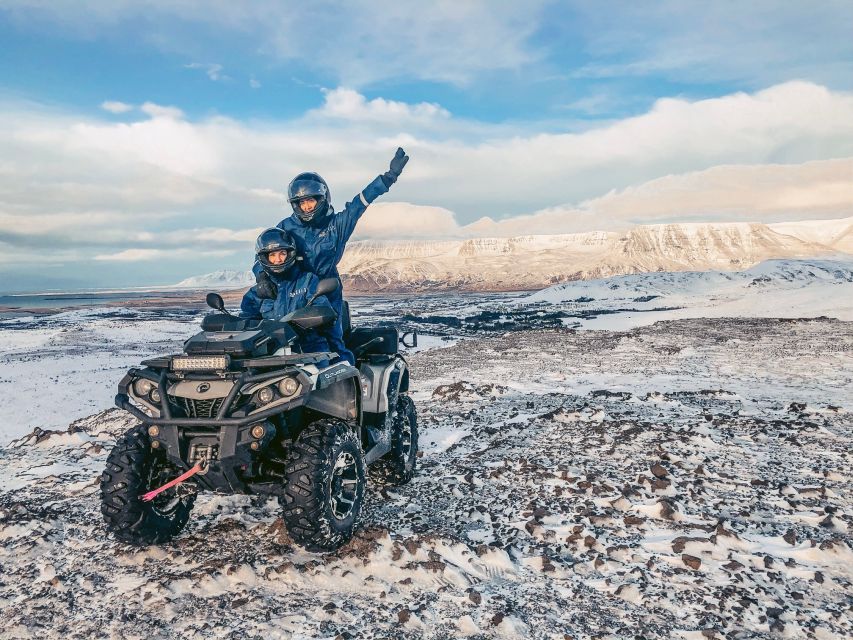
[
  {"x1": 100, "y1": 424, "x2": 196, "y2": 545},
  {"x1": 282, "y1": 419, "x2": 366, "y2": 552},
  {"x1": 370, "y1": 394, "x2": 418, "y2": 486}
]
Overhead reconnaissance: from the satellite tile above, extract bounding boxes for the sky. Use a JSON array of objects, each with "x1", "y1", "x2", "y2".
[{"x1": 0, "y1": 1, "x2": 852, "y2": 291}]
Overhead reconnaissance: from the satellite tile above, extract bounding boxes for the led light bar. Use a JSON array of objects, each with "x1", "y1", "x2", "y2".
[{"x1": 171, "y1": 355, "x2": 229, "y2": 371}]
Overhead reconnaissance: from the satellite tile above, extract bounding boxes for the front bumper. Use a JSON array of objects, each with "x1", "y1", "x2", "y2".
[{"x1": 115, "y1": 367, "x2": 310, "y2": 493}]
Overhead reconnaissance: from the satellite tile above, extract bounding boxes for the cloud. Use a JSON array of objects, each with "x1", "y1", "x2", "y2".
[
  {"x1": 185, "y1": 62, "x2": 228, "y2": 82},
  {"x1": 0, "y1": 1, "x2": 549, "y2": 87},
  {"x1": 100, "y1": 100, "x2": 133, "y2": 114},
  {"x1": 311, "y1": 88, "x2": 450, "y2": 124},
  {"x1": 249, "y1": 76, "x2": 261, "y2": 89},
  {"x1": 94, "y1": 247, "x2": 236, "y2": 261},
  {"x1": 2, "y1": 0, "x2": 850, "y2": 100},
  {"x1": 94, "y1": 248, "x2": 164, "y2": 261},
  {"x1": 568, "y1": 1, "x2": 853, "y2": 89},
  {"x1": 464, "y1": 159, "x2": 853, "y2": 237},
  {"x1": 0, "y1": 82, "x2": 851, "y2": 285},
  {"x1": 353, "y1": 203, "x2": 460, "y2": 239},
  {"x1": 349, "y1": 158, "x2": 853, "y2": 239},
  {"x1": 139, "y1": 102, "x2": 185, "y2": 119},
  {"x1": 578, "y1": 159, "x2": 853, "y2": 221}
]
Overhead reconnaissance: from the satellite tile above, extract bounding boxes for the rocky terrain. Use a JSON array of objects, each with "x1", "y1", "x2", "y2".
[{"x1": 1, "y1": 317, "x2": 851, "y2": 639}]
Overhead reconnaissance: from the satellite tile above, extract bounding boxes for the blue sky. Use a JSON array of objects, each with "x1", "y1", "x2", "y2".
[{"x1": 0, "y1": 1, "x2": 852, "y2": 291}]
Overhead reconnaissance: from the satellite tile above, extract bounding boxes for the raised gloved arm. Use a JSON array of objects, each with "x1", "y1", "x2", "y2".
[
  {"x1": 380, "y1": 147, "x2": 409, "y2": 188},
  {"x1": 337, "y1": 147, "x2": 409, "y2": 245}
]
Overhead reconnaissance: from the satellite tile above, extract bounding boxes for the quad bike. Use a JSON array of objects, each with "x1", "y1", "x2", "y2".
[{"x1": 100, "y1": 279, "x2": 418, "y2": 552}]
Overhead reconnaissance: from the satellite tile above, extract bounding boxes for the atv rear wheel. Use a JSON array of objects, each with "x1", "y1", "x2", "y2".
[
  {"x1": 370, "y1": 394, "x2": 418, "y2": 486},
  {"x1": 282, "y1": 419, "x2": 366, "y2": 552},
  {"x1": 100, "y1": 424, "x2": 196, "y2": 545}
]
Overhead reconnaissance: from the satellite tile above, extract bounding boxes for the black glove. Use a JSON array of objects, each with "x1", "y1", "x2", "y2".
[
  {"x1": 381, "y1": 147, "x2": 409, "y2": 187},
  {"x1": 255, "y1": 271, "x2": 278, "y2": 300}
]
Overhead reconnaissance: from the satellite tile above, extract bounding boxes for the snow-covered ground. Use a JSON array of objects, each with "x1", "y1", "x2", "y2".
[
  {"x1": 0, "y1": 259, "x2": 851, "y2": 638},
  {"x1": 1, "y1": 317, "x2": 851, "y2": 639},
  {"x1": 0, "y1": 258, "x2": 851, "y2": 443},
  {"x1": 0, "y1": 308, "x2": 201, "y2": 442},
  {"x1": 525, "y1": 258, "x2": 853, "y2": 331}
]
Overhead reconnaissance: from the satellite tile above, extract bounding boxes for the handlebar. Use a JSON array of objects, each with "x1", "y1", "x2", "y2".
[{"x1": 201, "y1": 314, "x2": 294, "y2": 333}]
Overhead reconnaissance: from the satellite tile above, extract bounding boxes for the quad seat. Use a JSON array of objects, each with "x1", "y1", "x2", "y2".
[{"x1": 342, "y1": 301, "x2": 400, "y2": 358}]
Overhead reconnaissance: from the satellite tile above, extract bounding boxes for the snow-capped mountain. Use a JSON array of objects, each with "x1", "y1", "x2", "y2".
[
  {"x1": 171, "y1": 269, "x2": 254, "y2": 290},
  {"x1": 339, "y1": 217, "x2": 853, "y2": 292},
  {"x1": 173, "y1": 217, "x2": 853, "y2": 293},
  {"x1": 769, "y1": 217, "x2": 853, "y2": 253}
]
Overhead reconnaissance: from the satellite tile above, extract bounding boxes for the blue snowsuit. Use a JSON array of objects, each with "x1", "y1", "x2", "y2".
[
  {"x1": 240, "y1": 265, "x2": 334, "y2": 358},
  {"x1": 253, "y1": 175, "x2": 390, "y2": 364}
]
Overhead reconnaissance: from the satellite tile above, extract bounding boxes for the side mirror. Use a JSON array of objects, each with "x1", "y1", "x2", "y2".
[
  {"x1": 206, "y1": 292, "x2": 226, "y2": 312},
  {"x1": 307, "y1": 278, "x2": 339, "y2": 306}
]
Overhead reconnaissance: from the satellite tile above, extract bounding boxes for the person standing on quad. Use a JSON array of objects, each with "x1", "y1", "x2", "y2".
[
  {"x1": 242, "y1": 228, "x2": 335, "y2": 359},
  {"x1": 253, "y1": 147, "x2": 410, "y2": 365}
]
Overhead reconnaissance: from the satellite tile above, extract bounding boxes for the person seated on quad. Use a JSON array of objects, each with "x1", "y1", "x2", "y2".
[
  {"x1": 252, "y1": 147, "x2": 410, "y2": 365},
  {"x1": 241, "y1": 228, "x2": 335, "y2": 360}
]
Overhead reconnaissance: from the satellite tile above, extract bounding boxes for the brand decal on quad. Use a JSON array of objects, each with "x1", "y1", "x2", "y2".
[{"x1": 320, "y1": 365, "x2": 351, "y2": 382}]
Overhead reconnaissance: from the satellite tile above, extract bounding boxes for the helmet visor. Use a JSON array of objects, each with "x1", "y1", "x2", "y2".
[{"x1": 288, "y1": 178, "x2": 327, "y2": 203}]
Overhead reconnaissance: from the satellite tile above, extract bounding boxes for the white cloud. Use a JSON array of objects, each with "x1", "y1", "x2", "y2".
[
  {"x1": 311, "y1": 88, "x2": 450, "y2": 124},
  {"x1": 140, "y1": 102, "x2": 185, "y2": 120},
  {"x1": 94, "y1": 247, "x2": 236, "y2": 261},
  {"x1": 353, "y1": 203, "x2": 460, "y2": 239},
  {"x1": 100, "y1": 100, "x2": 133, "y2": 114},
  {"x1": 569, "y1": 1, "x2": 853, "y2": 88},
  {"x1": 0, "y1": 1, "x2": 548, "y2": 87},
  {"x1": 94, "y1": 248, "x2": 165, "y2": 261},
  {"x1": 185, "y1": 62, "x2": 228, "y2": 82},
  {"x1": 1, "y1": 82, "x2": 852, "y2": 276},
  {"x1": 578, "y1": 158, "x2": 853, "y2": 221},
  {"x1": 249, "y1": 76, "x2": 261, "y2": 89},
  {"x1": 348, "y1": 158, "x2": 853, "y2": 239}
]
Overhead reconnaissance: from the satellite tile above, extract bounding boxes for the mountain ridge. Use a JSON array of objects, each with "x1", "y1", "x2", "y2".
[
  {"x1": 173, "y1": 216, "x2": 853, "y2": 292},
  {"x1": 339, "y1": 217, "x2": 853, "y2": 292}
]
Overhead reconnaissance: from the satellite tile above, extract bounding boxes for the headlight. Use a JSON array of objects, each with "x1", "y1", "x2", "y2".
[
  {"x1": 172, "y1": 355, "x2": 229, "y2": 371},
  {"x1": 134, "y1": 379, "x2": 155, "y2": 396},
  {"x1": 257, "y1": 386, "x2": 274, "y2": 405},
  {"x1": 150, "y1": 388, "x2": 162, "y2": 403},
  {"x1": 278, "y1": 377, "x2": 300, "y2": 397}
]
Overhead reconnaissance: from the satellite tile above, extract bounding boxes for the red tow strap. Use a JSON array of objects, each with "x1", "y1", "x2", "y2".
[{"x1": 140, "y1": 461, "x2": 205, "y2": 502}]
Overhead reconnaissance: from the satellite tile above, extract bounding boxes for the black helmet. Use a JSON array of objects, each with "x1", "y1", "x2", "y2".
[
  {"x1": 287, "y1": 172, "x2": 331, "y2": 224},
  {"x1": 255, "y1": 227, "x2": 297, "y2": 275}
]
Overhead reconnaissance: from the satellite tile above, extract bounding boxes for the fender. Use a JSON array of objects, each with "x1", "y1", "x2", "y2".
[
  {"x1": 305, "y1": 363, "x2": 361, "y2": 422},
  {"x1": 359, "y1": 356, "x2": 407, "y2": 413}
]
